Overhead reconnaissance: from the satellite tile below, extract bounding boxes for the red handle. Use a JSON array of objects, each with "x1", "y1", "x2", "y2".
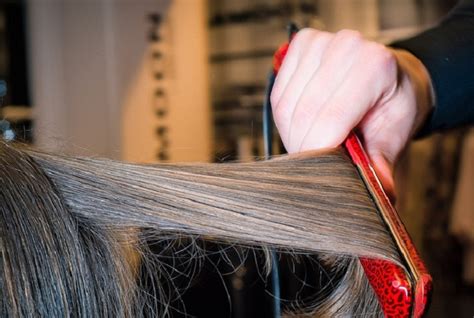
[
  {"x1": 272, "y1": 41, "x2": 432, "y2": 318},
  {"x1": 346, "y1": 134, "x2": 432, "y2": 318}
]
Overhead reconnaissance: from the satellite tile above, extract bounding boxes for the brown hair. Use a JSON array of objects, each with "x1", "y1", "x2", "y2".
[{"x1": 1, "y1": 141, "x2": 400, "y2": 316}]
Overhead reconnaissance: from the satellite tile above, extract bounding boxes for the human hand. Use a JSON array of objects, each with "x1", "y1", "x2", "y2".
[{"x1": 271, "y1": 28, "x2": 434, "y2": 195}]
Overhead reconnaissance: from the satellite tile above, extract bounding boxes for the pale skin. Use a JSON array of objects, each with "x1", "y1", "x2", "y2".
[{"x1": 271, "y1": 28, "x2": 434, "y2": 197}]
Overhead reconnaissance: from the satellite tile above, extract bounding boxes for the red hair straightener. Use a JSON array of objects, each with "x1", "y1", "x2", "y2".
[{"x1": 268, "y1": 26, "x2": 432, "y2": 318}]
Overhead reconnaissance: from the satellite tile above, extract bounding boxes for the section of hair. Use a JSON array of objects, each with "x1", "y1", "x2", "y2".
[
  {"x1": 1, "y1": 141, "x2": 397, "y2": 317},
  {"x1": 28, "y1": 147, "x2": 400, "y2": 263}
]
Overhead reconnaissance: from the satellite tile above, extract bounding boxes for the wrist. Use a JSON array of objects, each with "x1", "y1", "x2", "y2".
[{"x1": 390, "y1": 48, "x2": 434, "y2": 136}]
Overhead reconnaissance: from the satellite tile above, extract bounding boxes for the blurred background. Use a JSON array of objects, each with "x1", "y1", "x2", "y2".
[{"x1": 1, "y1": 0, "x2": 472, "y2": 317}]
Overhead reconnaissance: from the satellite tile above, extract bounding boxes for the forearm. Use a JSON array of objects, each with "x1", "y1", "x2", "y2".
[{"x1": 391, "y1": 0, "x2": 474, "y2": 135}]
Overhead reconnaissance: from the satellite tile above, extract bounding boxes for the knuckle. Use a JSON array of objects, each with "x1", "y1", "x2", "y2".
[
  {"x1": 364, "y1": 44, "x2": 398, "y2": 87},
  {"x1": 293, "y1": 28, "x2": 318, "y2": 45},
  {"x1": 296, "y1": 28, "x2": 317, "y2": 38},
  {"x1": 336, "y1": 29, "x2": 363, "y2": 42},
  {"x1": 293, "y1": 29, "x2": 332, "y2": 50},
  {"x1": 379, "y1": 49, "x2": 397, "y2": 73},
  {"x1": 367, "y1": 44, "x2": 396, "y2": 71},
  {"x1": 314, "y1": 31, "x2": 333, "y2": 47}
]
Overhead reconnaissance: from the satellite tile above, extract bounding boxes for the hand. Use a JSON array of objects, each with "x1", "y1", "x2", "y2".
[{"x1": 271, "y1": 28, "x2": 434, "y2": 195}]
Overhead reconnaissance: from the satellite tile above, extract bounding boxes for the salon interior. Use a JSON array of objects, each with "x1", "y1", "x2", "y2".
[{"x1": 1, "y1": 0, "x2": 473, "y2": 317}]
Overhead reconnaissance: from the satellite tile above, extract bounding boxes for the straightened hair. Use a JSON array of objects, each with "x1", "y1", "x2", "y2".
[{"x1": 1, "y1": 141, "x2": 400, "y2": 317}]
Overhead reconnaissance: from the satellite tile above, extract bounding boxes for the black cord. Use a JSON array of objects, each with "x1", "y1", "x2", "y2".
[
  {"x1": 263, "y1": 23, "x2": 300, "y2": 318},
  {"x1": 0, "y1": 80, "x2": 6, "y2": 108},
  {"x1": 263, "y1": 71, "x2": 281, "y2": 318}
]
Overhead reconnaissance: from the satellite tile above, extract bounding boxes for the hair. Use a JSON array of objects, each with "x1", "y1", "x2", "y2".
[{"x1": 0, "y1": 140, "x2": 403, "y2": 317}]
